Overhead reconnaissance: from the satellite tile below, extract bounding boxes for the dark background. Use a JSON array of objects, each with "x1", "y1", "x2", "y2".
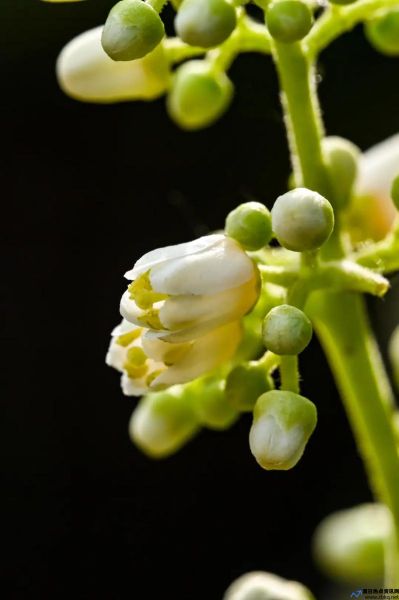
[{"x1": 2, "y1": 1, "x2": 399, "y2": 598}]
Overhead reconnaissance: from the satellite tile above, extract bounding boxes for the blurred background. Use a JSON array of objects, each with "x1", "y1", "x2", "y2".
[{"x1": 1, "y1": 0, "x2": 399, "y2": 598}]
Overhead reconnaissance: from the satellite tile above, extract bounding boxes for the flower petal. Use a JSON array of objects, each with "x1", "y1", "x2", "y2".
[{"x1": 357, "y1": 134, "x2": 399, "y2": 199}]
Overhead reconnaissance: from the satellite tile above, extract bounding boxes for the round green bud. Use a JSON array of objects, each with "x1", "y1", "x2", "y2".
[
  {"x1": 175, "y1": 0, "x2": 237, "y2": 48},
  {"x1": 129, "y1": 386, "x2": 199, "y2": 458},
  {"x1": 249, "y1": 390, "x2": 317, "y2": 470},
  {"x1": 366, "y1": 9, "x2": 399, "y2": 56},
  {"x1": 102, "y1": 0, "x2": 165, "y2": 62},
  {"x1": 388, "y1": 325, "x2": 399, "y2": 389},
  {"x1": 312, "y1": 504, "x2": 389, "y2": 584},
  {"x1": 391, "y1": 173, "x2": 399, "y2": 210},
  {"x1": 225, "y1": 202, "x2": 273, "y2": 251},
  {"x1": 224, "y1": 571, "x2": 315, "y2": 600},
  {"x1": 167, "y1": 60, "x2": 233, "y2": 130},
  {"x1": 271, "y1": 187, "x2": 334, "y2": 252},
  {"x1": 262, "y1": 304, "x2": 312, "y2": 355},
  {"x1": 323, "y1": 136, "x2": 360, "y2": 210},
  {"x1": 266, "y1": 0, "x2": 313, "y2": 44},
  {"x1": 225, "y1": 361, "x2": 274, "y2": 412},
  {"x1": 191, "y1": 378, "x2": 238, "y2": 430}
]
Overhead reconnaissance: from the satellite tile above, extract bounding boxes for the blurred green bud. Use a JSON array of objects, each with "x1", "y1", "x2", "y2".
[
  {"x1": 224, "y1": 571, "x2": 315, "y2": 600},
  {"x1": 366, "y1": 9, "x2": 399, "y2": 56},
  {"x1": 249, "y1": 390, "x2": 317, "y2": 470},
  {"x1": 388, "y1": 325, "x2": 399, "y2": 389},
  {"x1": 57, "y1": 27, "x2": 169, "y2": 103},
  {"x1": 391, "y1": 174, "x2": 399, "y2": 210},
  {"x1": 266, "y1": 0, "x2": 313, "y2": 44},
  {"x1": 312, "y1": 503, "x2": 390, "y2": 584},
  {"x1": 329, "y1": 0, "x2": 357, "y2": 5},
  {"x1": 191, "y1": 378, "x2": 238, "y2": 430},
  {"x1": 167, "y1": 60, "x2": 233, "y2": 130},
  {"x1": 225, "y1": 202, "x2": 273, "y2": 251},
  {"x1": 262, "y1": 304, "x2": 312, "y2": 355},
  {"x1": 129, "y1": 386, "x2": 199, "y2": 458},
  {"x1": 175, "y1": 0, "x2": 237, "y2": 48},
  {"x1": 271, "y1": 187, "x2": 334, "y2": 252},
  {"x1": 102, "y1": 0, "x2": 165, "y2": 62},
  {"x1": 323, "y1": 136, "x2": 360, "y2": 210},
  {"x1": 226, "y1": 361, "x2": 274, "y2": 412}
]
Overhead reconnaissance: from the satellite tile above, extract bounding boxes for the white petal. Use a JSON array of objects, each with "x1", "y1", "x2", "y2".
[
  {"x1": 141, "y1": 332, "x2": 191, "y2": 363},
  {"x1": 119, "y1": 290, "x2": 147, "y2": 325},
  {"x1": 357, "y1": 134, "x2": 399, "y2": 198},
  {"x1": 105, "y1": 337, "x2": 127, "y2": 372},
  {"x1": 121, "y1": 373, "x2": 148, "y2": 397},
  {"x1": 56, "y1": 26, "x2": 168, "y2": 103},
  {"x1": 152, "y1": 321, "x2": 241, "y2": 387},
  {"x1": 149, "y1": 237, "x2": 256, "y2": 295},
  {"x1": 124, "y1": 234, "x2": 224, "y2": 280},
  {"x1": 159, "y1": 277, "x2": 259, "y2": 334},
  {"x1": 110, "y1": 318, "x2": 141, "y2": 337},
  {"x1": 249, "y1": 415, "x2": 304, "y2": 470}
]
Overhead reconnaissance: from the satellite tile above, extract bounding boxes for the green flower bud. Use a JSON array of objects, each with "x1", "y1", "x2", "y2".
[
  {"x1": 226, "y1": 361, "x2": 274, "y2": 412},
  {"x1": 388, "y1": 325, "x2": 399, "y2": 389},
  {"x1": 271, "y1": 187, "x2": 334, "y2": 252},
  {"x1": 224, "y1": 571, "x2": 315, "y2": 600},
  {"x1": 249, "y1": 390, "x2": 317, "y2": 470},
  {"x1": 167, "y1": 60, "x2": 233, "y2": 130},
  {"x1": 366, "y1": 9, "x2": 399, "y2": 56},
  {"x1": 262, "y1": 304, "x2": 312, "y2": 355},
  {"x1": 102, "y1": 0, "x2": 165, "y2": 62},
  {"x1": 129, "y1": 386, "x2": 199, "y2": 458},
  {"x1": 175, "y1": 0, "x2": 237, "y2": 48},
  {"x1": 323, "y1": 136, "x2": 360, "y2": 210},
  {"x1": 191, "y1": 378, "x2": 238, "y2": 430},
  {"x1": 391, "y1": 173, "x2": 399, "y2": 210},
  {"x1": 225, "y1": 202, "x2": 273, "y2": 251},
  {"x1": 312, "y1": 503, "x2": 390, "y2": 584},
  {"x1": 266, "y1": 0, "x2": 313, "y2": 44}
]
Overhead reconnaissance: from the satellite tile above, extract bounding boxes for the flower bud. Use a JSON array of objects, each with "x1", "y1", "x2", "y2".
[
  {"x1": 366, "y1": 9, "x2": 399, "y2": 56},
  {"x1": 323, "y1": 136, "x2": 360, "y2": 210},
  {"x1": 175, "y1": 0, "x2": 237, "y2": 48},
  {"x1": 191, "y1": 378, "x2": 238, "y2": 429},
  {"x1": 225, "y1": 361, "x2": 274, "y2": 412},
  {"x1": 249, "y1": 390, "x2": 317, "y2": 470},
  {"x1": 312, "y1": 504, "x2": 389, "y2": 584},
  {"x1": 388, "y1": 325, "x2": 399, "y2": 389},
  {"x1": 391, "y1": 174, "x2": 399, "y2": 210},
  {"x1": 57, "y1": 27, "x2": 169, "y2": 103},
  {"x1": 102, "y1": 0, "x2": 165, "y2": 62},
  {"x1": 262, "y1": 305, "x2": 312, "y2": 355},
  {"x1": 266, "y1": 0, "x2": 313, "y2": 44},
  {"x1": 167, "y1": 60, "x2": 233, "y2": 130},
  {"x1": 129, "y1": 386, "x2": 199, "y2": 457},
  {"x1": 271, "y1": 187, "x2": 334, "y2": 252},
  {"x1": 225, "y1": 202, "x2": 273, "y2": 251},
  {"x1": 224, "y1": 571, "x2": 315, "y2": 600}
]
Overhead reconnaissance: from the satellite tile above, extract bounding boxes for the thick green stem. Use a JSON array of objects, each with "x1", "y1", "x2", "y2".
[
  {"x1": 280, "y1": 355, "x2": 300, "y2": 393},
  {"x1": 309, "y1": 292, "x2": 399, "y2": 586},
  {"x1": 272, "y1": 35, "x2": 399, "y2": 585}
]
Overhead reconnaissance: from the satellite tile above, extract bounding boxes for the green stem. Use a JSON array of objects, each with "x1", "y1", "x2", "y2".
[
  {"x1": 309, "y1": 292, "x2": 399, "y2": 586},
  {"x1": 280, "y1": 355, "x2": 300, "y2": 393}
]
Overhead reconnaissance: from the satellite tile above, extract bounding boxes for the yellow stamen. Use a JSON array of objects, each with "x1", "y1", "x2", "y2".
[
  {"x1": 116, "y1": 328, "x2": 142, "y2": 347},
  {"x1": 137, "y1": 309, "x2": 163, "y2": 330},
  {"x1": 128, "y1": 271, "x2": 167, "y2": 310},
  {"x1": 163, "y1": 344, "x2": 191, "y2": 366},
  {"x1": 123, "y1": 362, "x2": 148, "y2": 379},
  {"x1": 126, "y1": 346, "x2": 147, "y2": 366},
  {"x1": 146, "y1": 369, "x2": 165, "y2": 387}
]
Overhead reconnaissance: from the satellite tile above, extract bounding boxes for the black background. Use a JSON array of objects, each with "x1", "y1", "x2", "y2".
[{"x1": 2, "y1": 1, "x2": 399, "y2": 598}]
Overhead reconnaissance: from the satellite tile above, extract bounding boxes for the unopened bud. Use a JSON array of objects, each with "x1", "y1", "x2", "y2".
[
  {"x1": 102, "y1": 0, "x2": 165, "y2": 61},
  {"x1": 249, "y1": 390, "x2": 317, "y2": 470},
  {"x1": 366, "y1": 9, "x2": 399, "y2": 56},
  {"x1": 266, "y1": 0, "x2": 313, "y2": 44},
  {"x1": 323, "y1": 136, "x2": 360, "y2": 210},
  {"x1": 225, "y1": 202, "x2": 273, "y2": 251},
  {"x1": 226, "y1": 361, "x2": 274, "y2": 412},
  {"x1": 129, "y1": 386, "x2": 199, "y2": 457},
  {"x1": 191, "y1": 378, "x2": 238, "y2": 430},
  {"x1": 224, "y1": 571, "x2": 315, "y2": 600},
  {"x1": 262, "y1": 305, "x2": 312, "y2": 355},
  {"x1": 175, "y1": 0, "x2": 237, "y2": 48},
  {"x1": 312, "y1": 503, "x2": 389, "y2": 584}
]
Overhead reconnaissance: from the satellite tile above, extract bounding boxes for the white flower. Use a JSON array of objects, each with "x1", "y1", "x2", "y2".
[
  {"x1": 106, "y1": 318, "x2": 242, "y2": 395},
  {"x1": 56, "y1": 26, "x2": 169, "y2": 104},
  {"x1": 351, "y1": 134, "x2": 399, "y2": 240},
  {"x1": 223, "y1": 571, "x2": 314, "y2": 600},
  {"x1": 120, "y1": 234, "x2": 260, "y2": 342}
]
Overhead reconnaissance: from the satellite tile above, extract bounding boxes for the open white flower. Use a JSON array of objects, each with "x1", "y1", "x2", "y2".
[
  {"x1": 224, "y1": 571, "x2": 314, "y2": 600},
  {"x1": 106, "y1": 318, "x2": 242, "y2": 394},
  {"x1": 350, "y1": 134, "x2": 399, "y2": 240},
  {"x1": 120, "y1": 234, "x2": 260, "y2": 342},
  {"x1": 56, "y1": 26, "x2": 169, "y2": 104}
]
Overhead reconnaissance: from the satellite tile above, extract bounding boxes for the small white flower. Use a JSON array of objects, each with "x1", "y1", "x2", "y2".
[
  {"x1": 224, "y1": 571, "x2": 314, "y2": 600},
  {"x1": 352, "y1": 134, "x2": 399, "y2": 240},
  {"x1": 56, "y1": 26, "x2": 169, "y2": 104},
  {"x1": 106, "y1": 318, "x2": 242, "y2": 394},
  {"x1": 121, "y1": 234, "x2": 259, "y2": 341}
]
